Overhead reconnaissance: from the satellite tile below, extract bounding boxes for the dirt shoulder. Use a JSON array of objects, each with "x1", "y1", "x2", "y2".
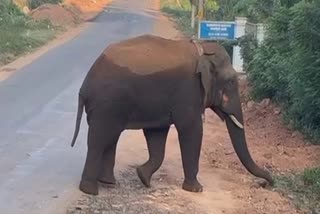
[
  {"x1": 64, "y1": 0, "x2": 111, "y2": 21},
  {"x1": 202, "y1": 79, "x2": 320, "y2": 214},
  {"x1": 0, "y1": 0, "x2": 111, "y2": 82}
]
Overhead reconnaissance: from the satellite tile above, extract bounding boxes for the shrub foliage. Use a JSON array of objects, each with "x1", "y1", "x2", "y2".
[
  {"x1": 0, "y1": 0, "x2": 55, "y2": 65},
  {"x1": 246, "y1": 1, "x2": 320, "y2": 141},
  {"x1": 28, "y1": 0, "x2": 62, "y2": 9}
]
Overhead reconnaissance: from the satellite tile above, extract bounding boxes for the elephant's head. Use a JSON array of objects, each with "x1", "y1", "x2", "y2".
[{"x1": 194, "y1": 40, "x2": 273, "y2": 185}]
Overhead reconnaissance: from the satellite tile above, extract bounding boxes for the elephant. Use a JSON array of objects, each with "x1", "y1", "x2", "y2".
[{"x1": 70, "y1": 34, "x2": 273, "y2": 196}]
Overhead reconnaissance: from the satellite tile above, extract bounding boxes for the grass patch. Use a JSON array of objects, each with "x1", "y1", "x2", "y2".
[
  {"x1": 275, "y1": 167, "x2": 320, "y2": 213},
  {"x1": 0, "y1": 0, "x2": 57, "y2": 66},
  {"x1": 160, "y1": 0, "x2": 196, "y2": 37},
  {"x1": 28, "y1": 0, "x2": 63, "y2": 10}
]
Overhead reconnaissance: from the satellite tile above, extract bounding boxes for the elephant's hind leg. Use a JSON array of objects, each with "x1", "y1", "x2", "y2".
[
  {"x1": 80, "y1": 120, "x2": 122, "y2": 195},
  {"x1": 137, "y1": 127, "x2": 169, "y2": 187},
  {"x1": 79, "y1": 124, "x2": 104, "y2": 195},
  {"x1": 98, "y1": 137, "x2": 119, "y2": 185}
]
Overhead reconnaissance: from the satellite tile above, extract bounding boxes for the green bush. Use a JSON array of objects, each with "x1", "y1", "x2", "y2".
[
  {"x1": 247, "y1": 1, "x2": 320, "y2": 142},
  {"x1": 215, "y1": 0, "x2": 302, "y2": 23},
  {"x1": 285, "y1": 1, "x2": 320, "y2": 139},
  {"x1": 0, "y1": 0, "x2": 25, "y2": 20},
  {"x1": 233, "y1": 0, "x2": 275, "y2": 23},
  {"x1": 247, "y1": 6, "x2": 292, "y2": 101},
  {"x1": 214, "y1": 0, "x2": 238, "y2": 21},
  {"x1": 0, "y1": 0, "x2": 55, "y2": 65},
  {"x1": 238, "y1": 32, "x2": 257, "y2": 72},
  {"x1": 28, "y1": 0, "x2": 62, "y2": 10},
  {"x1": 204, "y1": 0, "x2": 219, "y2": 21}
]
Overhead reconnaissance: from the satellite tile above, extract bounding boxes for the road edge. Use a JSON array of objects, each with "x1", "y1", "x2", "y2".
[{"x1": 0, "y1": 1, "x2": 111, "y2": 82}]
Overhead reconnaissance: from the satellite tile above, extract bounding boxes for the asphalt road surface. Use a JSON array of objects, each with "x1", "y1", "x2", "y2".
[{"x1": 0, "y1": 0, "x2": 171, "y2": 213}]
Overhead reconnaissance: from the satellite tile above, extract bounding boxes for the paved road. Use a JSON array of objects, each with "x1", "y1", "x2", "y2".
[{"x1": 0, "y1": 1, "x2": 163, "y2": 213}]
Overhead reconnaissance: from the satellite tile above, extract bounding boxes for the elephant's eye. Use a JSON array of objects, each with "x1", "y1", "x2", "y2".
[{"x1": 227, "y1": 79, "x2": 235, "y2": 88}]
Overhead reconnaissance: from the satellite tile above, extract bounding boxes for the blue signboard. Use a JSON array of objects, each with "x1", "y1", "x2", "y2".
[{"x1": 198, "y1": 21, "x2": 235, "y2": 40}]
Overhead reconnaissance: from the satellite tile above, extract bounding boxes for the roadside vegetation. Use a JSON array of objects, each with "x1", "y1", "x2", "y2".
[
  {"x1": 275, "y1": 168, "x2": 320, "y2": 213},
  {"x1": 28, "y1": 0, "x2": 62, "y2": 9},
  {"x1": 0, "y1": 0, "x2": 57, "y2": 66},
  {"x1": 247, "y1": 1, "x2": 320, "y2": 143},
  {"x1": 0, "y1": 0, "x2": 106, "y2": 67},
  {"x1": 160, "y1": 0, "x2": 320, "y2": 213},
  {"x1": 160, "y1": 0, "x2": 194, "y2": 36}
]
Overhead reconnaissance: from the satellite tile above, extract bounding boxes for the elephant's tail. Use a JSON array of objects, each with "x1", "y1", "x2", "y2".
[{"x1": 71, "y1": 94, "x2": 84, "y2": 147}]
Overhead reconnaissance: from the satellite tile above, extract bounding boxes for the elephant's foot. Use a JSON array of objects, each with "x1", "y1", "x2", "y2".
[
  {"x1": 79, "y1": 180, "x2": 99, "y2": 195},
  {"x1": 98, "y1": 174, "x2": 116, "y2": 185},
  {"x1": 136, "y1": 166, "x2": 151, "y2": 187},
  {"x1": 182, "y1": 179, "x2": 203, "y2": 193}
]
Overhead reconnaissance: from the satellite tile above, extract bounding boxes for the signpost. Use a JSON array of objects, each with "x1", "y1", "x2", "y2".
[
  {"x1": 198, "y1": 20, "x2": 235, "y2": 40},
  {"x1": 197, "y1": 17, "x2": 254, "y2": 73}
]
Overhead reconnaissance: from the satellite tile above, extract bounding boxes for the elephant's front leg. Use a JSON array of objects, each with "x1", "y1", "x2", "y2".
[
  {"x1": 137, "y1": 127, "x2": 170, "y2": 187},
  {"x1": 176, "y1": 116, "x2": 203, "y2": 192}
]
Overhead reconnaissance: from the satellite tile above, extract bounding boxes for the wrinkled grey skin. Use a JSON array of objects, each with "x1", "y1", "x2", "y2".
[{"x1": 70, "y1": 34, "x2": 273, "y2": 196}]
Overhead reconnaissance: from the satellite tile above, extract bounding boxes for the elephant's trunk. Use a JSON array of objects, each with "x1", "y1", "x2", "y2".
[{"x1": 225, "y1": 111, "x2": 274, "y2": 185}]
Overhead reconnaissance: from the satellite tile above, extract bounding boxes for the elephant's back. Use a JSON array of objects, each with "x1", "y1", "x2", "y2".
[{"x1": 102, "y1": 34, "x2": 197, "y2": 75}]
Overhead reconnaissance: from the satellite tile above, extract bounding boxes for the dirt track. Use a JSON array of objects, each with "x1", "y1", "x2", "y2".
[{"x1": 65, "y1": 1, "x2": 320, "y2": 214}]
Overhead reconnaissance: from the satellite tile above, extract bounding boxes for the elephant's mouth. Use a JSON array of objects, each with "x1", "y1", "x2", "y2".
[{"x1": 211, "y1": 107, "x2": 244, "y2": 129}]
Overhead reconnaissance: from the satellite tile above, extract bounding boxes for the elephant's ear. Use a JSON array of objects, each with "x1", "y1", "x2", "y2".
[{"x1": 196, "y1": 55, "x2": 214, "y2": 109}]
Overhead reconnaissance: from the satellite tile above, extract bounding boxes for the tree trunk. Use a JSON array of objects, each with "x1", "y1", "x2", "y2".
[
  {"x1": 191, "y1": 4, "x2": 196, "y2": 28},
  {"x1": 198, "y1": 0, "x2": 204, "y2": 21},
  {"x1": 175, "y1": 0, "x2": 182, "y2": 8}
]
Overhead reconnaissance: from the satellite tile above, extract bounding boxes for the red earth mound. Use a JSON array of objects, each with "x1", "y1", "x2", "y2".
[
  {"x1": 30, "y1": 3, "x2": 79, "y2": 27},
  {"x1": 203, "y1": 78, "x2": 320, "y2": 175},
  {"x1": 201, "y1": 77, "x2": 320, "y2": 213}
]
